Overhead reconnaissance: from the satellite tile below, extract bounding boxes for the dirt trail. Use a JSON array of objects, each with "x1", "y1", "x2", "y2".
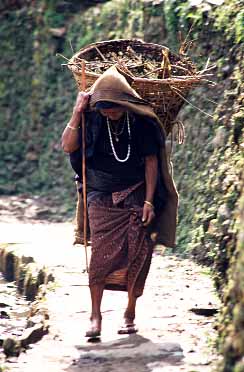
[{"x1": 0, "y1": 196, "x2": 221, "y2": 372}]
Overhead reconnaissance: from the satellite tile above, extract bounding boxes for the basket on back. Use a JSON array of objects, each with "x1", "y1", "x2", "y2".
[{"x1": 67, "y1": 39, "x2": 203, "y2": 135}]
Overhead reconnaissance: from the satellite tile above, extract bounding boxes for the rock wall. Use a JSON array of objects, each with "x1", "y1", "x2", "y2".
[
  {"x1": 163, "y1": 2, "x2": 243, "y2": 369},
  {"x1": 0, "y1": 1, "x2": 243, "y2": 370}
]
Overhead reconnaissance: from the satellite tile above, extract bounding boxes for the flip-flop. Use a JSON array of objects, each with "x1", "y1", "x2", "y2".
[
  {"x1": 117, "y1": 323, "x2": 138, "y2": 335},
  {"x1": 85, "y1": 329, "x2": 101, "y2": 338}
]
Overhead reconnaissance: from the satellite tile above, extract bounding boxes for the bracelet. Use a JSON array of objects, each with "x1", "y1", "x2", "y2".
[
  {"x1": 67, "y1": 124, "x2": 79, "y2": 130},
  {"x1": 144, "y1": 200, "x2": 154, "y2": 209}
]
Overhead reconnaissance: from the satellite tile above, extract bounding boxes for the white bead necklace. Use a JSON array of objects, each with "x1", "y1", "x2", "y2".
[{"x1": 106, "y1": 112, "x2": 131, "y2": 163}]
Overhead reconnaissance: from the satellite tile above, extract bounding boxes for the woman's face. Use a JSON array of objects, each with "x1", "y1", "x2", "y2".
[{"x1": 99, "y1": 107, "x2": 125, "y2": 121}]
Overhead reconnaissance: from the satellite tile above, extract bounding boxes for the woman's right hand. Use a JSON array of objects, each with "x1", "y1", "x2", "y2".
[{"x1": 73, "y1": 92, "x2": 90, "y2": 114}]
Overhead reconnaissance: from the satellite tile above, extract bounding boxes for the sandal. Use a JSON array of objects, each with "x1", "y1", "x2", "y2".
[
  {"x1": 85, "y1": 328, "x2": 101, "y2": 338},
  {"x1": 118, "y1": 323, "x2": 138, "y2": 335}
]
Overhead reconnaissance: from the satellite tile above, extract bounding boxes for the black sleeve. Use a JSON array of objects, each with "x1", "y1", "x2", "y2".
[
  {"x1": 69, "y1": 147, "x2": 82, "y2": 179},
  {"x1": 69, "y1": 120, "x2": 82, "y2": 179},
  {"x1": 69, "y1": 111, "x2": 93, "y2": 179},
  {"x1": 135, "y1": 116, "x2": 164, "y2": 157}
]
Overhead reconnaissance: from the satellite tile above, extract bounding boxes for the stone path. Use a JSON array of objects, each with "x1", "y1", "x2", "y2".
[{"x1": 0, "y1": 196, "x2": 221, "y2": 372}]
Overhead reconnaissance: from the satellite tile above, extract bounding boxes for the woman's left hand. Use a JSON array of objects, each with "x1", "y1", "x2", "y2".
[{"x1": 142, "y1": 203, "x2": 155, "y2": 226}]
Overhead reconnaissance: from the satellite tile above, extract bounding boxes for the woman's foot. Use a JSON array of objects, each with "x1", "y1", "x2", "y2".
[
  {"x1": 118, "y1": 318, "x2": 138, "y2": 334},
  {"x1": 118, "y1": 296, "x2": 138, "y2": 334},
  {"x1": 85, "y1": 316, "x2": 102, "y2": 338},
  {"x1": 118, "y1": 314, "x2": 138, "y2": 335}
]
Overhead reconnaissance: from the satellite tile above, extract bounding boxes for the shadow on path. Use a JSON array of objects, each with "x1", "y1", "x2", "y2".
[{"x1": 68, "y1": 334, "x2": 184, "y2": 371}]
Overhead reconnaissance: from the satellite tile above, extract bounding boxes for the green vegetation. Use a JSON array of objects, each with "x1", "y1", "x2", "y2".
[
  {"x1": 0, "y1": 1, "x2": 243, "y2": 370},
  {"x1": 0, "y1": 0, "x2": 151, "y2": 214},
  {"x1": 164, "y1": 2, "x2": 244, "y2": 371}
]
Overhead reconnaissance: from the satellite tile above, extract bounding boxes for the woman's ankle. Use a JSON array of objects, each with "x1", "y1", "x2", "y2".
[
  {"x1": 124, "y1": 310, "x2": 135, "y2": 322},
  {"x1": 90, "y1": 314, "x2": 102, "y2": 321}
]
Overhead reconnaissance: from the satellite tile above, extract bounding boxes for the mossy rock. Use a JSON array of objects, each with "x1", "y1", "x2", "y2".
[
  {"x1": 234, "y1": 361, "x2": 244, "y2": 372},
  {"x1": 0, "y1": 244, "x2": 55, "y2": 301},
  {"x1": 232, "y1": 110, "x2": 244, "y2": 146}
]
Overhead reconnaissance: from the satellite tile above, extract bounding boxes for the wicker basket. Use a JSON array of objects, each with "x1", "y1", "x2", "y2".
[
  {"x1": 68, "y1": 39, "x2": 203, "y2": 135},
  {"x1": 73, "y1": 183, "x2": 90, "y2": 245},
  {"x1": 105, "y1": 267, "x2": 128, "y2": 286}
]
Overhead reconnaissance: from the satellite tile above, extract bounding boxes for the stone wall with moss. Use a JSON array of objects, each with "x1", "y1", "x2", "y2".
[
  {"x1": 0, "y1": 1, "x2": 243, "y2": 370},
  {"x1": 218, "y1": 184, "x2": 244, "y2": 372},
  {"x1": 163, "y1": 2, "x2": 243, "y2": 370}
]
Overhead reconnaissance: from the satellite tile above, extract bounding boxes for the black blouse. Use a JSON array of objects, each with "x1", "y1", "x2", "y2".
[
  {"x1": 87, "y1": 113, "x2": 159, "y2": 179},
  {"x1": 70, "y1": 111, "x2": 164, "y2": 193}
]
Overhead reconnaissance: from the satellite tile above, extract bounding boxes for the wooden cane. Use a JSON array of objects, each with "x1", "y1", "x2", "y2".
[{"x1": 81, "y1": 61, "x2": 89, "y2": 273}]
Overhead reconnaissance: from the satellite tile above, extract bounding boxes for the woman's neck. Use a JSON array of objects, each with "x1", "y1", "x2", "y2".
[{"x1": 109, "y1": 113, "x2": 125, "y2": 125}]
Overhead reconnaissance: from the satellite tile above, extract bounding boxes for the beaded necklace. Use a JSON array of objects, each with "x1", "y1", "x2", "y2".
[
  {"x1": 109, "y1": 115, "x2": 126, "y2": 142},
  {"x1": 106, "y1": 112, "x2": 131, "y2": 163}
]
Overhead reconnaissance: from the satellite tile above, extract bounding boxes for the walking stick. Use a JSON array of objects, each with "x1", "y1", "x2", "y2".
[{"x1": 81, "y1": 61, "x2": 89, "y2": 273}]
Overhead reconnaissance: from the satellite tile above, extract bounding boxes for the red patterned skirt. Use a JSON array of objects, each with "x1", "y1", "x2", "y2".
[{"x1": 88, "y1": 182, "x2": 154, "y2": 298}]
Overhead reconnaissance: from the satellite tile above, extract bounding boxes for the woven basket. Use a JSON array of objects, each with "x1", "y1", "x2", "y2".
[
  {"x1": 73, "y1": 182, "x2": 90, "y2": 245},
  {"x1": 105, "y1": 267, "x2": 128, "y2": 287},
  {"x1": 68, "y1": 39, "x2": 203, "y2": 135}
]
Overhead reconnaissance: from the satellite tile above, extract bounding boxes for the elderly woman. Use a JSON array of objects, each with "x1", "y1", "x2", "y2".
[{"x1": 62, "y1": 66, "x2": 178, "y2": 338}]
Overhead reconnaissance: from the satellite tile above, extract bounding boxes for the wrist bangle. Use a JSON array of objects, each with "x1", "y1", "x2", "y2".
[
  {"x1": 67, "y1": 124, "x2": 79, "y2": 130},
  {"x1": 144, "y1": 200, "x2": 154, "y2": 209}
]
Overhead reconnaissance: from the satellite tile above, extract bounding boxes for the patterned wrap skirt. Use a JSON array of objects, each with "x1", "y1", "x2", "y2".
[{"x1": 87, "y1": 182, "x2": 154, "y2": 298}]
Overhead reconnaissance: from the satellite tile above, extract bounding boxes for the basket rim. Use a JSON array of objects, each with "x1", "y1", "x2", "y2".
[
  {"x1": 67, "y1": 38, "x2": 200, "y2": 86},
  {"x1": 70, "y1": 38, "x2": 171, "y2": 60},
  {"x1": 68, "y1": 65, "x2": 202, "y2": 86}
]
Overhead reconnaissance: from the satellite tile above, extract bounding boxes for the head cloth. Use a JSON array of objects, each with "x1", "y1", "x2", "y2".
[{"x1": 89, "y1": 66, "x2": 164, "y2": 132}]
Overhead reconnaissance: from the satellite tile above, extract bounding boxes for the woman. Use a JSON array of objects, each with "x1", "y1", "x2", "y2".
[{"x1": 62, "y1": 66, "x2": 178, "y2": 338}]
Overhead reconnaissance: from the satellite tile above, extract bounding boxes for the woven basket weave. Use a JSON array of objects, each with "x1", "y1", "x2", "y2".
[
  {"x1": 105, "y1": 267, "x2": 128, "y2": 287},
  {"x1": 68, "y1": 39, "x2": 202, "y2": 135}
]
